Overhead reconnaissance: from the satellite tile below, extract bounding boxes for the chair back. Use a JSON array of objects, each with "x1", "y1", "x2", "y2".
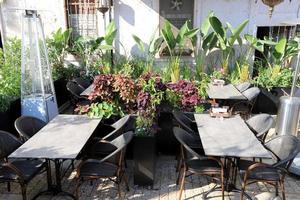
[
  {"x1": 103, "y1": 115, "x2": 131, "y2": 141},
  {"x1": 0, "y1": 131, "x2": 22, "y2": 159},
  {"x1": 236, "y1": 82, "x2": 251, "y2": 92},
  {"x1": 265, "y1": 135, "x2": 300, "y2": 169},
  {"x1": 173, "y1": 111, "x2": 195, "y2": 134},
  {"x1": 173, "y1": 127, "x2": 201, "y2": 160},
  {"x1": 246, "y1": 114, "x2": 274, "y2": 138},
  {"x1": 74, "y1": 77, "x2": 91, "y2": 89},
  {"x1": 242, "y1": 87, "x2": 260, "y2": 101},
  {"x1": 101, "y1": 131, "x2": 134, "y2": 165},
  {"x1": 15, "y1": 116, "x2": 47, "y2": 141},
  {"x1": 66, "y1": 81, "x2": 84, "y2": 99}
]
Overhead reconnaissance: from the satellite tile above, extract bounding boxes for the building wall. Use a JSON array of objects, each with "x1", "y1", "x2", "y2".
[
  {"x1": 1, "y1": 0, "x2": 300, "y2": 55},
  {"x1": 0, "y1": 0, "x2": 66, "y2": 41}
]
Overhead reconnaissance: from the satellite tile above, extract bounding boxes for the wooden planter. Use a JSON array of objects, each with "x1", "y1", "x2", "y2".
[{"x1": 133, "y1": 135, "x2": 156, "y2": 186}]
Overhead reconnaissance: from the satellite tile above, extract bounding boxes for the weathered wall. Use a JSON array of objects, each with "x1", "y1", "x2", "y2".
[
  {"x1": 1, "y1": 0, "x2": 300, "y2": 55},
  {"x1": 0, "y1": 0, "x2": 66, "y2": 40}
]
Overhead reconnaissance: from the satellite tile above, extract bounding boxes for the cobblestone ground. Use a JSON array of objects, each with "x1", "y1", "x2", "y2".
[{"x1": 1, "y1": 156, "x2": 300, "y2": 200}]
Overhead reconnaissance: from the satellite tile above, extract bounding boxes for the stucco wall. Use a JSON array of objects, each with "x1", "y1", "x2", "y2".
[
  {"x1": 1, "y1": 0, "x2": 300, "y2": 55},
  {"x1": 0, "y1": 0, "x2": 66, "y2": 40}
]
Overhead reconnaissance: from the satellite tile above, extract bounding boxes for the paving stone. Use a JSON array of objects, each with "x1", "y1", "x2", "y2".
[{"x1": 1, "y1": 156, "x2": 300, "y2": 200}]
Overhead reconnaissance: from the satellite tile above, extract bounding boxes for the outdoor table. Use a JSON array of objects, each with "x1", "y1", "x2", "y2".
[
  {"x1": 194, "y1": 114, "x2": 273, "y2": 198},
  {"x1": 80, "y1": 84, "x2": 94, "y2": 96},
  {"x1": 9, "y1": 114, "x2": 101, "y2": 199},
  {"x1": 207, "y1": 84, "x2": 246, "y2": 100}
]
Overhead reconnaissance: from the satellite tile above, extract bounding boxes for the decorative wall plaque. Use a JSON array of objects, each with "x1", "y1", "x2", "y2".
[{"x1": 160, "y1": 0, "x2": 194, "y2": 29}]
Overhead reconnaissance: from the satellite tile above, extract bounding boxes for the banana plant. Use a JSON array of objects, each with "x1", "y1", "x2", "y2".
[
  {"x1": 132, "y1": 29, "x2": 164, "y2": 71},
  {"x1": 161, "y1": 20, "x2": 200, "y2": 57},
  {"x1": 245, "y1": 34, "x2": 300, "y2": 67},
  {"x1": 209, "y1": 16, "x2": 249, "y2": 75},
  {"x1": 72, "y1": 22, "x2": 116, "y2": 75}
]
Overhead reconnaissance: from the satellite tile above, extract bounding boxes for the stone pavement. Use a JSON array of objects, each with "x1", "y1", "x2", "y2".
[{"x1": 1, "y1": 156, "x2": 300, "y2": 200}]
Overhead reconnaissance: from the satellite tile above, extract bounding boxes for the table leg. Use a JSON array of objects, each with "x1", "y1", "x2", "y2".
[{"x1": 32, "y1": 159, "x2": 75, "y2": 200}]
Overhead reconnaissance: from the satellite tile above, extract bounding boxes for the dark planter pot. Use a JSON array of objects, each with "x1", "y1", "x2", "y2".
[
  {"x1": 133, "y1": 135, "x2": 156, "y2": 186},
  {"x1": 54, "y1": 78, "x2": 69, "y2": 108},
  {"x1": 252, "y1": 87, "x2": 279, "y2": 115},
  {"x1": 0, "y1": 110, "x2": 13, "y2": 133},
  {"x1": 157, "y1": 111, "x2": 179, "y2": 155}
]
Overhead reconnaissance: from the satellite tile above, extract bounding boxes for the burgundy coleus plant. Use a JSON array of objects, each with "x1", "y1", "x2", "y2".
[
  {"x1": 167, "y1": 80, "x2": 201, "y2": 111},
  {"x1": 88, "y1": 74, "x2": 115, "y2": 102}
]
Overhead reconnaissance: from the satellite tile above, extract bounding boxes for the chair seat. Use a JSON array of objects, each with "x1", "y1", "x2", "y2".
[
  {"x1": 238, "y1": 159, "x2": 280, "y2": 181},
  {"x1": 0, "y1": 159, "x2": 45, "y2": 183},
  {"x1": 186, "y1": 159, "x2": 221, "y2": 174},
  {"x1": 79, "y1": 161, "x2": 118, "y2": 178}
]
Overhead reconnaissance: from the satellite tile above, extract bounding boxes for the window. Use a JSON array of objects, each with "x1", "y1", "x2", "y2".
[
  {"x1": 66, "y1": 0, "x2": 98, "y2": 39},
  {"x1": 159, "y1": 0, "x2": 194, "y2": 29}
]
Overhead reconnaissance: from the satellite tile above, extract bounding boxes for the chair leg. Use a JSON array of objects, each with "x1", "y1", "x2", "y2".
[
  {"x1": 20, "y1": 184, "x2": 27, "y2": 200},
  {"x1": 7, "y1": 182, "x2": 10, "y2": 192},
  {"x1": 240, "y1": 181, "x2": 247, "y2": 200},
  {"x1": 122, "y1": 172, "x2": 130, "y2": 191},
  {"x1": 117, "y1": 177, "x2": 122, "y2": 200},
  {"x1": 176, "y1": 165, "x2": 183, "y2": 185},
  {"x1": 275, "y1": 182, "x2": 279, "y2": 196},
  {"x1": 221, "y1": 170, "x2": 225, "y2": 200},
  {"x1": 280, "y1": 179, "x2": 286, "y2": 200},
  {"x1": 176, "y1": 152, "x2": 182, "y2": 172},
  {"x1": 178, "y1": 167, "x2": 186, "y2": 200},
  {"x1": 75, "y1": 178, "x2": 82, "y2": 200}
]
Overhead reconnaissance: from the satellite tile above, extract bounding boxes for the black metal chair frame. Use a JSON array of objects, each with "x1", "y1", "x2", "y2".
[
  {"x1": 73, "y1": 77, "x2": 91, "y2": 90},
  {"x1": 14, "y1": 115, "x2": 47, "y2": 142},
  {"x1": 75, "y1": 131, "x2": 134, "y2": 200},
  {"x1": 239, "y1": 135, "x2": 300, "y2": 200},
  {"x1": 66, "y1": 81, "x2": 89, "y2": 109},
  {"x1": 0, "y1": 131, "x2": 49, "y2": 200},
  {"x1": 173, "y1": 127, "x2": 225, "y2": 200}
]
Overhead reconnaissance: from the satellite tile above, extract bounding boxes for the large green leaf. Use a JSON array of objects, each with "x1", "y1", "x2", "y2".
[
  {"x1": 209, "y1": 16, "x2": 225, "y2": 38},
  {"x1": 161, "y1": 21, "x2": 176, "y2": 55},
  {"x1": 202, "y1": 32, "x2": 217, "y2": 51},
  {"x1": 201, "y1": 12, "x2": 214, "y2": 36},
  {"x1": 149, "y1": 36, "x2": 163, "y2": 55},
  {"x1": 273, "y1": 38, "x2": 287, "y2": 60},
  {"x1": 176, "y1": 21, "x2": 189, "y2": 45},
  {"x1": 104, "y1": 22, "x2": 117, "y2": 45},
  {"x1": 228, "y1": 19, "x2": 249, "y2": 45},
  {"x1": 132, "y1": 34, "x2": 145, "y2": 52}
]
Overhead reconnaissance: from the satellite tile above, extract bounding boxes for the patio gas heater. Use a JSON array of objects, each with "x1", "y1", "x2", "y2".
[
  {"x1": 21, "y1": 10, "x2": 58, "y2": 122},
  {"x1": 275, "y1": 39, "x2": 300, "y2": 175}
]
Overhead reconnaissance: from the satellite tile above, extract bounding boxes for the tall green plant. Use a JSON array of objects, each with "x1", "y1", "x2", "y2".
[
  {"x1": 0, "y1": 38, "x2": 22, "y2": 112},
  {"x1": 209, "y1": 16, "x2": 249, "y2": 75},
  {"x1": 132, "y1": 29, "x2": 163, "y2": 72},
  {"x1": 47, "y1": 28, "x2": 72, "y2": 80},
  {"x1": 161, "y1": 20, "x2": 199, "y2": 57}
]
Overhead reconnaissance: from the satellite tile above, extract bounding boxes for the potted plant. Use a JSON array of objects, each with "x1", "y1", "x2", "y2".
[{"x1": 133, "y1": 115, "x2": 157, "y2": 186}]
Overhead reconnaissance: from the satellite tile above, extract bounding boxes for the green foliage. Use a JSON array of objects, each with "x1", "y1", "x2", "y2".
[
  {"x1": 132, "y1": 29, "x2": 163, "y2": 71},
  {"x1": 47, "y1": 28, "x2": 72, "y2": 80},
  {"x1": 194, "y1": 104, "x2": 205, "y2": 113},
  {"x1": 208, "y1": 15, "x2": 249, "y2": 74},
  {"x1": 195, "y1": 73, "x2": 210, "y2": 98},
  {"x1": 87, "y1": 101, "x2": 123, "y2": 119},
  {"x1": 161, "y1": 20, "x2": 199, "y2": 56},
  {"x1": 169, "y1": 56, "x2": 181, "y2": 83},
  {"x1": 252, "y1": 65, "x2": 293, "y2": 91},
  {"x1": 0, "y1": 38, "x2": 21, "y2": 112},
  {"x1": 71, "y1": 22, "x2": 116, "y2": 76}
]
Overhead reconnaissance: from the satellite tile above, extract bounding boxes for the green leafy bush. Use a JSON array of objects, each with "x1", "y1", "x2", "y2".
[{"x1": 0, "y1": 38, "x2": 21, "y2": 112}]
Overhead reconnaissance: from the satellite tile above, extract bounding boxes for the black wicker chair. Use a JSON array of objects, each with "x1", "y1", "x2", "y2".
[
  {"x1": 89, "y1": 115, "x2": 131, "y2": 158},
  {"x1": 14, "y1": 116, "x2": 47, "y2": 141},
  {"x1": 235, "y1": 82, "x2": 251, "y2": 93},
  {"x1": 75, "y1": 131, "x2": 134, "y2": 200},
  {"x1": 232, "y1": 87, "x2": 260, "y2": 119},
  {"x1": 173, "y1": 111, "x2": 198, "y2": 134},
  {"x1": 0, "y1": 131, "x2": 48, "y2": 200},
  {"x1": 173, "y1": 127, "x2": 225, "y2": 200},
  {"x1": 238, "y1": 135, "x2": 300, "y2": 200},
  {"x1": 73, "y1": 77, "x2": 91, "y2": 90},
  {"x1": 66, "y1": 81, "x2": 89, "y2": 109},
  {"x1": 245, "y1": 114, "x2": 274, "y2": 143}
]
